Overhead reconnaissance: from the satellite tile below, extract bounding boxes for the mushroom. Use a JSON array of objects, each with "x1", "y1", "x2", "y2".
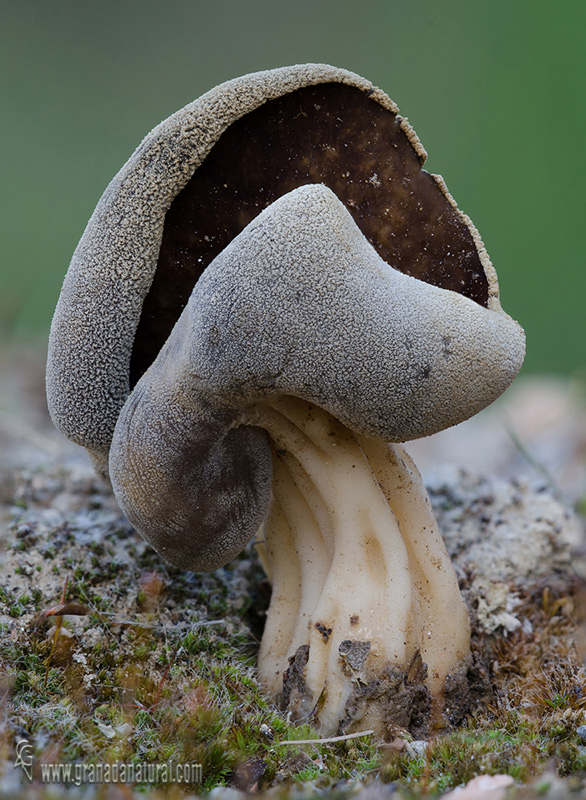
[{"x1": 46, "y1": 65, "x2": 525, "y2": 736}]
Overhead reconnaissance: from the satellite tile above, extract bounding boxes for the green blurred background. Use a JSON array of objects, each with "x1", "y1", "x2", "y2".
[{"x1": 1, "y1": 0, "x2": 584, "y2": 375}]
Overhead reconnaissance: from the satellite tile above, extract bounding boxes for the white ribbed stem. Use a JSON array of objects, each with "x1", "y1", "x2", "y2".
[{"x1": 245, "y1": 395, "x2": 470, "y2": 734}]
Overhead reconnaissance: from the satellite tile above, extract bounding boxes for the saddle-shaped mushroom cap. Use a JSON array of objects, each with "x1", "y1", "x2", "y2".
[{"x1": 47, "y1": 63, "x2": 502, "y2": 475}]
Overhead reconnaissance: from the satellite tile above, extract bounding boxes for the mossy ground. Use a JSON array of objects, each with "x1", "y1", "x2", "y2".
[{"x1": 1, "y1": 457, "x2": 585, "y2": 798}]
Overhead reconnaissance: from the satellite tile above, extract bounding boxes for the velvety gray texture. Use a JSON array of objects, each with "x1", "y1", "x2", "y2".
[
  {"x1": 108, "y1": 185, "x2": 525, "y2": 571},
  {"x1": 46, "y1": 64, "x2": 399, "y2": 468}
]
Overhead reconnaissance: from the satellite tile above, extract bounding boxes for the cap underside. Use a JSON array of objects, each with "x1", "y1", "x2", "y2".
[{"x1": 130, "y1": 83, "x2": 488, "y2": 386}]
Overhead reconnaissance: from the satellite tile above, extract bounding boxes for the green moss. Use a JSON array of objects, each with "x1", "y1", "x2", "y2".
[{"x1": 2, "y1": 462, "x2": 586, "y2": 797}]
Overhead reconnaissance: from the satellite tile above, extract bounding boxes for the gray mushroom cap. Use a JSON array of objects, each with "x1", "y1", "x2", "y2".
[
  {"x1": 46, "y1": 63, "x2": 506, "y2": 478},
  {"x1": 108, "y1": 184, "x2": 525, "y2": 572},
  {"x1": 46, "y1": 64, "x2": 389, "y2": 468}
]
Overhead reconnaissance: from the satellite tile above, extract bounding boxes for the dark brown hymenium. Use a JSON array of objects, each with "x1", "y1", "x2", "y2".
[{"x1": 131, "y1": 83, "x2": 488, "y2": 386}]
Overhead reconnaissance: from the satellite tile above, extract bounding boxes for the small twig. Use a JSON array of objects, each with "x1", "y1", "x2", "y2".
[
  {"x1": 33, "y1": 601, "x2": 89, "y2": 628},
  {"x1": 273, "y1": 729, "x2": 375, "y2": 746},
  {"x1": 93, "y1": 613, "x2": 226, "y2": 628},
  {"x1": 44, "y1": 577, "x2": 69, "y2": 688}
]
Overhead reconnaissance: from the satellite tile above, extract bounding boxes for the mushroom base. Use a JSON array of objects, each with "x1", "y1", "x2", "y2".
[
  {"x1": 244, "y1": 396, "x2": 472, "y2": 737},
  {"x1": 280, "y1": 642, "x2": 476, "y2": 738}
]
